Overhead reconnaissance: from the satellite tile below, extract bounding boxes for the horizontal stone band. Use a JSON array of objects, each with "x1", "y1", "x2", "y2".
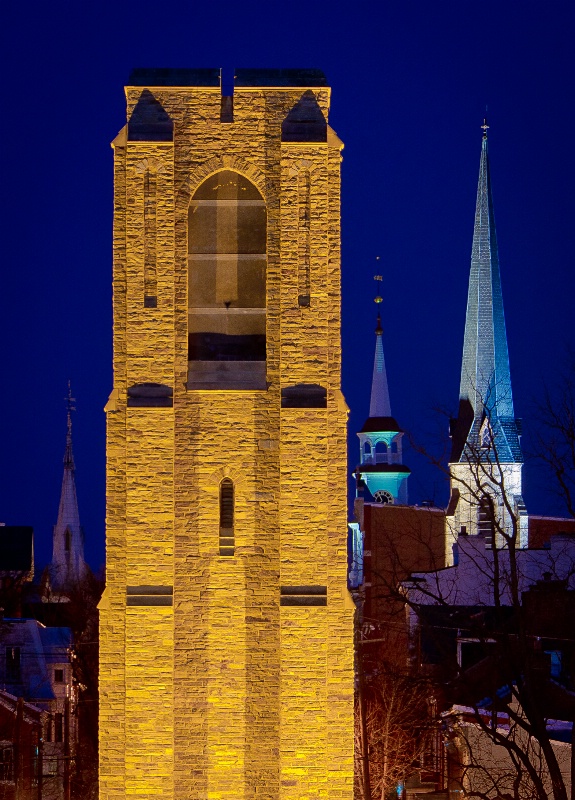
[
  {"x1": 280, "y1": 586, "x2": 327, "y2": 606},
  {"x1": 127, "y1": 596, "x2": 173, "y2": 606},
  {"x1": 127, "y1": 585, "x2": 173, "y2": 595}
]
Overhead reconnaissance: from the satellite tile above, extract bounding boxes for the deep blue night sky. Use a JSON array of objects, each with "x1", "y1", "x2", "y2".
[{"x1": 2, "y1": 1, "x2": 574, "y2": 572}]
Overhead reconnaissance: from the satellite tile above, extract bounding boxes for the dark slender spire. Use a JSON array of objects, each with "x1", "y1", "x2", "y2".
[
  {"x1": 49, "y1": 382, "x2": 87, "y2": 592},
  {"x1": 452, "y1": 125, "x2": 522, "y2": 464}
]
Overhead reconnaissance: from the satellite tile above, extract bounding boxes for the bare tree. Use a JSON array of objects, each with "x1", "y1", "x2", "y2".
[
  {"x1": 532, "y1": 363, "x2": 575, "y2": 519},
  {"x1": 355, "y1": 661, "x2": 433, "y2": 800},
  {"x1": 405, "y1": 418, "x2": 575, "y2": 800}
]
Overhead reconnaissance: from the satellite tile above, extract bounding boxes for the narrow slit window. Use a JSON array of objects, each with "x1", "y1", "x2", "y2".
[
  {"x1": 144, "y1": 169, "x2": 158, "y2": 306},
  {"x1": 478, "y1": 495, "x2": 495, "y2": 547},
  {"x1": 219, "y1": 479, "x2": 235, "y2": 556},
  {"x1": 297, "y1": 170, "x2": 311, "y2": 306}
]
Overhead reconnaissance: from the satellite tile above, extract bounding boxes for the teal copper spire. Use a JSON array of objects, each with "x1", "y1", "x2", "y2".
[{"x1": 451, "y1": 124, "x2": 522, "y2": 464}]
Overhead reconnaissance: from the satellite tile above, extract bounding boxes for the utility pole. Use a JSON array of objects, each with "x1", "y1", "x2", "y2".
[
  {"x1": 64, "y1": 697, "x2": 70, "y2": 800},
  {"x1": 355, "y1": 598, "x2": 371, "y2": 800}
]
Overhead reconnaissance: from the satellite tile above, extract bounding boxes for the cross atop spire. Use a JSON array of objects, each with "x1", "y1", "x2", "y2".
[
  {"x1": 451, "y1": 128, "x2": 522, "y2": 464},
  {"x1": 64, "y1": 381, "x2": 76, "y2": 470}
]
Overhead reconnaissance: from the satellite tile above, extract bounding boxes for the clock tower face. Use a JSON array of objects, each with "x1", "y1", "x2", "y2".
[{"x1": 373, "y1": 489, "x2": 394, "y2": 505}]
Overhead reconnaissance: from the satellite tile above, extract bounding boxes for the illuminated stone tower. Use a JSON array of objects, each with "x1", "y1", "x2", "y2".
[
  {"x1": 448, "y1": 124, "x2": 527, "y2": 548},
  {"x1": 99, "y1": 68, "x2": 354, "y2": 800},
  {"x1": 47, "y1": 384, "x2": 88, "y2": 595},
  {"x1": 356, "y1": 281, "x2": 410, "y2": 505}
]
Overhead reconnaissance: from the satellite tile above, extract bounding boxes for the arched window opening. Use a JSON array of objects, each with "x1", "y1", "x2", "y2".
[
  {"x1": 391, "y1": 441, "x2": 398, "y2": 454},
  {"x1": 375, "y1": 441, "x2": 388, "y2": 464},
  {"x1": 478, "y1": 495, "x2": 495, "y2": 547},
  {"x1": 188, "y1": 171, "x2": 266, "y2": 367},
  {"x1": 363, "y1": 441, "x2": 371, "y2": 455},
  {"x1": 64, "y1": 529, "x2": 71, "y2": 553},
  {"x1": 219, "y1": 478, "x2": 235, "y2": 556}
]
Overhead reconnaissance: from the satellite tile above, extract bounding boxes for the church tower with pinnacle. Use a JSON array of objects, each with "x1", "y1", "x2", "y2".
[
  {"x1": 98, "y1": 69, "x2": 354, "y2": 800},
  {"x1": 46, "y1": 383, "x2": 88, "y2": 596},
  {"x1": 448, "y1": 123, "x2": 527, "y2": 549},
  {"x1": 356, "y1": 277, "x2": 410, "y2": 505}
]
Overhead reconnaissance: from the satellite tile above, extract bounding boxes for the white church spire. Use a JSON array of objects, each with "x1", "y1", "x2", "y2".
[
  {"x1": 356, "y1": 275, "x2": 410, "y2": 505},
  {"x1": 369, "y1": 307, "x2": 392, "y2": 418}
]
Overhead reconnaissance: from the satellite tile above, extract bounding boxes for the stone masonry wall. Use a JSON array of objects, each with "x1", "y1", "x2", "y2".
[{"x1": 99, "y1": 78, "x2": 354, "y2": 800}]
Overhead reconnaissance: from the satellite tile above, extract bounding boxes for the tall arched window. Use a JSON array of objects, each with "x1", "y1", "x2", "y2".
[
  {"x1": 188, "y1": 171, "x2": 266, "y2": 366},
  {"x1": 65, "y1": 529, "x2": 71, "y2": 553},
  {"x1": 219, "y1": 478, "x2": 235, "y2": 556},
  {"x1": 375, "y1": 441, "x2": 388, "y2": 464},
  {"x1": 478, "y1": 495, "x2": 494, "y2": 547}
]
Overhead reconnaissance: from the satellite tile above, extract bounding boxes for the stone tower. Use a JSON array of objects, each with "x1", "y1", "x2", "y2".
[
  {"x1": 356, "y1": 285, "x2": 410, "y2": 505},
  {"x1": 448, "y1": 124, "x2": 527, "y2": 549},
  {"x1": 46, "y1": 384, "x2": 87, "y2": 596},
  {"x1": 98, "y1": 68, "x2": 354, "y2": 800}
]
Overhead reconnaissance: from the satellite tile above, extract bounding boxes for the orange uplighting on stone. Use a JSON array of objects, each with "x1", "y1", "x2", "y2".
[{"x1": 99, "y1": 68, "x2": 354, "y2": 800}]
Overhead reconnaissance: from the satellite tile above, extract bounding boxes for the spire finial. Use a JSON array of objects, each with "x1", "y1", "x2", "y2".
[
  {"x1": 64, "y1": 381, "x2": 76, "y2": 469},
  {"x1": 374, "y1": 260, "x2": 383, "y2": 334},
  {"x1": 481, "y1": 117, "x2": 489, "y2": 140},
  {"x1": 374, "y1": 258, "x2": 383, "y2": 304}
]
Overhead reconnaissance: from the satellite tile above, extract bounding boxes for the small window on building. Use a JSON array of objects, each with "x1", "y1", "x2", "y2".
[
  {"x1": 54, "y1": 713, "x2": 63, "y2": 743},
  {"x1": 54, "y1": 669, "x2": 64, "y2": 683},
  {"x1": 545, "y1": 650, "x2": 562, "y2": 679},
  {"x1": 0, "y1": 746, "x2": 13, "y2": 782},
  {"x1": 6, "y1": 647, "x2": 21, "y2": 682},
  {"x1": 45, "y1": 716, "x2": 52, "y2": 742},
  {"x1": 65, "y1": 529, "x2": 71, "y2": 552},
  {"x1": 391, "y1": 441, "x2": 398, "y2": 454},
  {"x1": 219, "y1": 479, "x2": 235, "y2": 556},
  {"x1": 363, "y1": 442, "x2": 371, "y2": 455}
]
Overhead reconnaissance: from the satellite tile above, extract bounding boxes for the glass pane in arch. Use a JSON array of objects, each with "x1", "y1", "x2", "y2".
[{"x1": 188, "y1": 170, "x2": 266, "y2": 361}]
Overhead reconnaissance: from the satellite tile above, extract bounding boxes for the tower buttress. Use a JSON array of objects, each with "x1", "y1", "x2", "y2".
[
  {"x1": 448, "y1": 124, "x2": 527, "y2": 548},
  {"x1": 357, "y1": 278, "x2": 410, "y2": 505}
]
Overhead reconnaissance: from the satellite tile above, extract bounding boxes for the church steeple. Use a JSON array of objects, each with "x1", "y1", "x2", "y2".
[
  {"x1": 451, "y1": 123, "x2": 522, "y2": 465},
  {"x1": 369, "y1": 311, "x2": 392, "y2": 418},
  {"x1": 49, "y1": 383, "x2": 87, "y2": 594},
  {"x1": 449, "y1": 125, "x2": 527, "y2": 548},
  {"x1": 357, "y1": 276, "x2": 410, "y2": 505}
]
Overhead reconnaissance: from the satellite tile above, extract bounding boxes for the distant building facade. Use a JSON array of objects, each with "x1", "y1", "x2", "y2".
[{"x1": 0, "y1": 618, "x2": 75, "y2": 800}]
